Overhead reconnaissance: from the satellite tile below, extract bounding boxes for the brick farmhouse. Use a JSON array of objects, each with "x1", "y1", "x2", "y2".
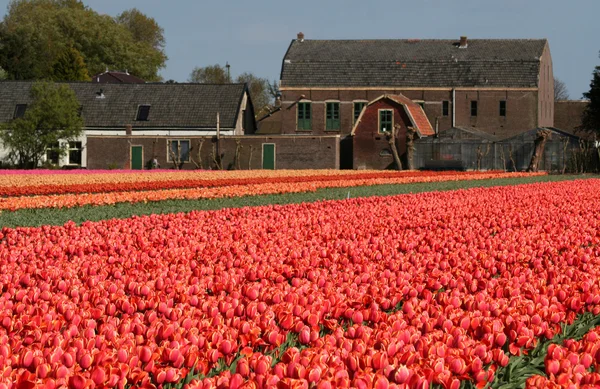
[{"x1": 271, "y1": 33, "x2": 560, "y2": 168}]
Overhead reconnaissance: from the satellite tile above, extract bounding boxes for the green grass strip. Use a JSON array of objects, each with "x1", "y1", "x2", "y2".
[{"x1": 0, "y1": 174, "x2": 596, "y2": 228}]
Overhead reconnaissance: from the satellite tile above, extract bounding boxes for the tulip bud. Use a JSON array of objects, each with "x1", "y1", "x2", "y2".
[
  {"x1": 139, "y1": 346, "x2": 152, "y2": 363},
  {"x1": 299, "y1": 326, "x2": 310, "y2": 345},
  {"x1": 393, "y1": 365, "x2": 410, "y2": 384},
  {"x1": 546, "y1": 359, "x2": 560, "y2": 375},
  {"x1": 68, "y1": 375, "x2": 86, "y2": 389},
  {"x1": 91, "y1": 367, "x2": 106, "y2": 385}
]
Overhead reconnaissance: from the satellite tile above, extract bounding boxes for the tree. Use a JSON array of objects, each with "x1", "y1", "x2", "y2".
[
  {"x1": 116, "y1": 8, "x2": 165, "y2": 51},
  {"x1": 235, "y1": 73, "x2": 276, "y2": 117},
  {"x1": 0, "y1": 0, "x2": 167, "y2": 81},
  {"x1": 554, "y1": 78, "x2": 570, "y2": 101},
  {"x1": 52, "y1": 45, "x2": 89, "y2": 81},
  {"x1": 582, "y1": 62, "x2": 600, "y2": 136},
  {"x1": 0, "y1": 82, "x2": 84, "y2": 168},
  {"x1": 188, "y1": 65, "x2": 230, "y2": 84}
]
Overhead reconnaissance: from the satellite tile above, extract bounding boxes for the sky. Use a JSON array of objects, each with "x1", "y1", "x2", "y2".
[{"x1": 1, "y1": 0, "x2": 598, "y2": 99}]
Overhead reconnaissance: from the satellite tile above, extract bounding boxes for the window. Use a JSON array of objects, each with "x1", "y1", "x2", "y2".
[
  {"x1": 353, "y1": 102, "x2": 367, "y2": 123},
  {"x1": 13, "y1": 104, "x2": 27, "y2": 119},
  {"x1": 297, "y1": 102, "x2": 311, "y2": 131},
  {"x1": 68, "y1": 141, "x2": 82, "y2": 165},
  {"x1": 470, "y1": 101, "x2": 478, "y2": 117},
  {"x1": 499, "y1": 100, "x2": 506, "y2": 117},
  {"x1": 168, "y1": 140, "x2": 190, "y2": 162},
  {"x1": 442, "y1": 101, "x2": 449, "y2": 117},
  {"x1": 379, "y1": 110, "x2": 393, "y2": 133},
  {"x1": 46, "y1": 142, "x2": 60, "y2": 165},
  {"x1": 325, "y1": 102, "x2": 340, "y2": 131},
  {"x1": 136, "y1": 105, "x2": 151, "y2": 121}
]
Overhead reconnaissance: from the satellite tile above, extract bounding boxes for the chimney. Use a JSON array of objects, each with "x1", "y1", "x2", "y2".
[
  {"x1": 459, "y1": 36, "x2": 468, "y2": 49},
  {"x1": 125, "y1": 124, "x2": 132, "y2": 136},
  {"x1": 297, "y1": 32, "x2": 305, "y2": 42}
]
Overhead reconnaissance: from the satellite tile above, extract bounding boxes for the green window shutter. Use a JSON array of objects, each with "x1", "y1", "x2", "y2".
[
  {"x1": 298, "y1": 102, "x2": 312, "y2": 130},
  {"x1": 326, "y1": 102, "x2": 340, "y2": 130},
  {"x1": 354, "y1": 102, "x2": 366, "y2": 123}
]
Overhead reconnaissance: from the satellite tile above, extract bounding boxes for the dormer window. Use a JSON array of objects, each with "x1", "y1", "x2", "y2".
[
  {"x1": 13, "y1": 104, "x2": 27, "y2": 119},
  {"x1": 136, "y1": 105, "x2": 150, "y2": 121}
]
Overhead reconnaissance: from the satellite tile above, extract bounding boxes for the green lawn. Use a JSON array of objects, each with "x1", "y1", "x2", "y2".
[{"x1": 0, "y1": 174, "x2": 596, "y2": 228}]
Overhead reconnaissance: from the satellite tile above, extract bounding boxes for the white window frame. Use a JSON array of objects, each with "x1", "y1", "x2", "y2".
[
  {"x1": 67, "y1": 141, "x2": 83, "y2": 165},
  {"x1": 378, "y1": 109, "x2": 394, "y2": 134}
]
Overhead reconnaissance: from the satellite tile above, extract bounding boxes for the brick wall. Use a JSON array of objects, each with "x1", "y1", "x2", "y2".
[
  {"x1": 281, "y1": 88, "x2": 539, "y2": 138},
  {"x1": 554, "y1": 100, "x2": 587, "y2": 133},
  {"x1": 538, "y1": 42, "x2": 555, "y2": 128},
  {"x1": 352, "y1": 99, "x2": 411, "y2": 170},
  {"x1": 86, "y1": 135, "x2": 340, "y2": 170}
]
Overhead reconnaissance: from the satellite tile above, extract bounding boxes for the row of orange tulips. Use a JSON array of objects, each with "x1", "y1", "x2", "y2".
[
  {"x1": 0, "y1": 179, "x2": 598, "y2": 388},
  {"x1": 0, "y1": 169, "x2": 401, "y2": 188},
  {"x1": 0, "y1": 170, "x2": 520, "y2": 197},
  {"x1": 0, "y1": 171, "x2": 544, "y2": 210}
]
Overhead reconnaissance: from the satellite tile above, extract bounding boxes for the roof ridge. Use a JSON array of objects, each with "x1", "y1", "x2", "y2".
[
  {"x1": 0, "y1": 80, "x2": 248, "y2": 86},
  {"x1": 296, "y1": 38, "x2": 548, "y2": 42}
]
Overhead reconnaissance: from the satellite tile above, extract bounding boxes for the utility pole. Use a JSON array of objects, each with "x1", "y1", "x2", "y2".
[{"x1": 225, "y1": 62, "x2": 231, "y2": 83}]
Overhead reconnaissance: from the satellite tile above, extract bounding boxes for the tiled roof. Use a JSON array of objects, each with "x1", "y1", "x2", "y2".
[
  {"x1": 281, "y1": 39, "x2": 547, "y2": 88},
  {"x1": 351, "y1": 93, "x2": 434, "y2": 136},
  {"x1": 384, "y1": 94, "x2": 435, "y2": 136},
  {"x1": 0, "y1": 82, "x2": 248, "y2": 129}
]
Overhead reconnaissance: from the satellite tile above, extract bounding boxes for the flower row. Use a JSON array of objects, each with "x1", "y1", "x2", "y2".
[
  {"x1": 0, "y1": 171, "x2": 543, "y2": 210},
  {"x1": 526, "y1": 326, "x2": 600, "y2": 388},
  {"x1": 0, "y1": 170, "x2": 516, "y2": 197},
  {"x1": 0, "y1": 169, "x2": 409, "y2": 188},
  {"x1": 0, "y1": 179, "x2": 598, "y2": 388}
]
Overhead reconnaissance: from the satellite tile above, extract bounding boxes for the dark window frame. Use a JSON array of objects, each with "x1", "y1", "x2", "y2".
[
  {"x1": 136, "y1": 105, "x2": 151, "y2": 121},
  {"x1": 13, "y1": 104, "x2": 27, "y2": 119},
  {"x1": 442, "y1": 101, "x2": 449, "y2": 117},
  {"x1": 470, "y1": 101, "x2": 478, "y2": 117},
  {"x1": 325, "y1": 102, "x2": 340, "y2": 131},
  {"x1": 499, "y1": 100, "x2": 506, "y2": 117}
]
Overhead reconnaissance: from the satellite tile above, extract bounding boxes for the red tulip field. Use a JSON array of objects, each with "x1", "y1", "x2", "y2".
[{"x1": 0, "y1": 178, "x2": 599, "y2": 388}]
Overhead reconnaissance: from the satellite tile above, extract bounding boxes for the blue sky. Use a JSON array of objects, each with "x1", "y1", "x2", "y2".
[{"x1": 2, "y1": 0, "x2": 598, "y2": 98}]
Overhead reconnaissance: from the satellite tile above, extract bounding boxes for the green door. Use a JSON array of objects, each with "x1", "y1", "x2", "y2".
[
  {"x1": 262, "y1": 143, "x2": 275, "y2": 170},
  {"x1": 131, "y1": 146, "x2": 143, "y2": 170}
]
